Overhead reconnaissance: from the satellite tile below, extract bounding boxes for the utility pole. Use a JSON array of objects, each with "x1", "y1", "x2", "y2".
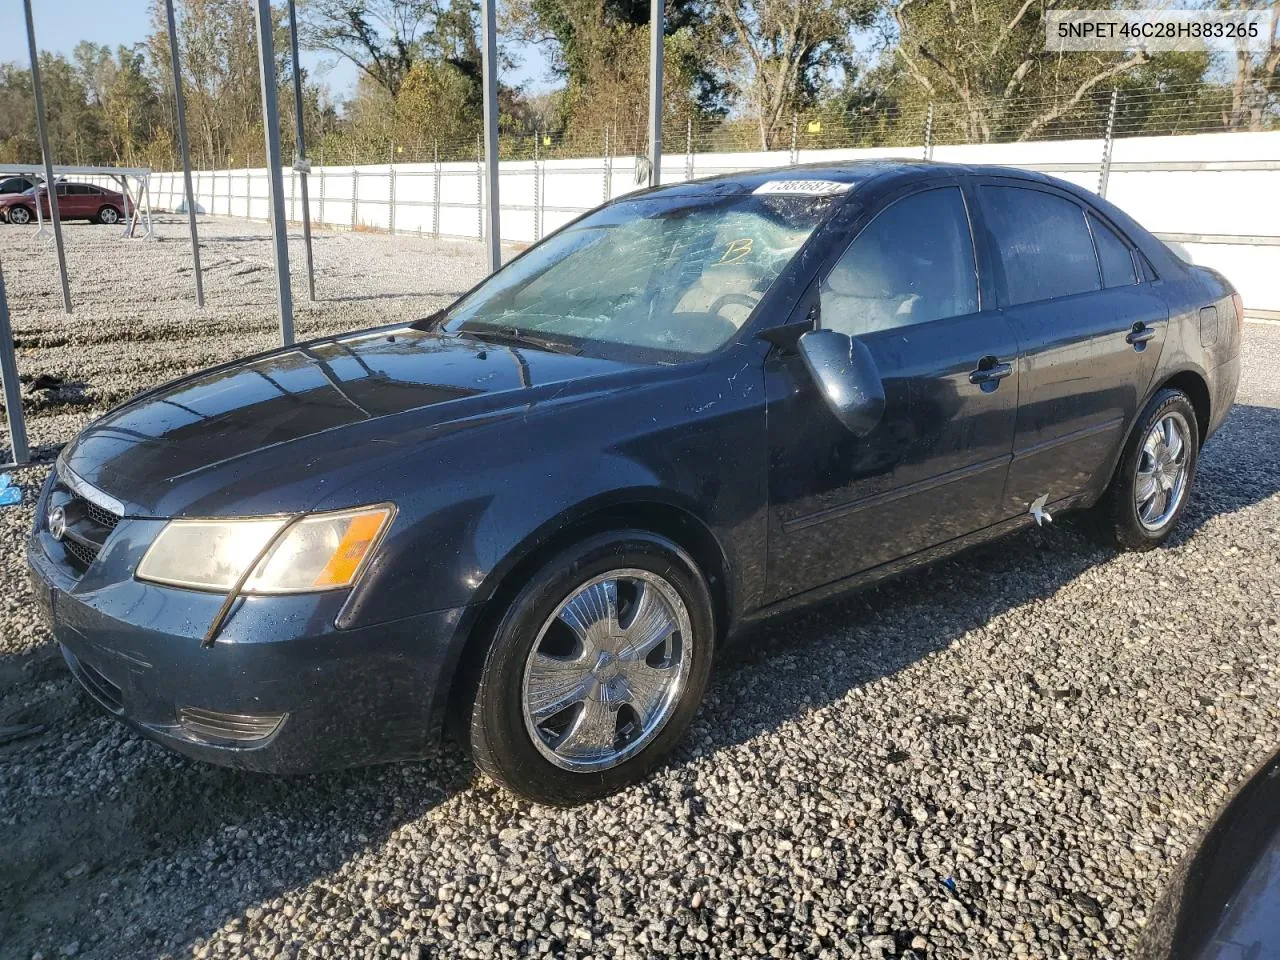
[
  {"x1": 287, "y1": 0, "x2": 316, "y2": 301},
  {"x1": 480, "y1": 0, "x2": 502, "y2": 272},
  {"x1": 252, "y1": 0, "x2": 295, "y2": 344},
  {"x1": 164, "y1": 0, "x2": 204, "y2": 307},
  {"x1": 23, "y1": 0, "x2": 71, "y2": 314},
  {"x1": 647, "y1": 0, "x2": 664, "y2": 187},
  {"x1": 0, "y1": 259, "x2": 30, "y2": 465}
]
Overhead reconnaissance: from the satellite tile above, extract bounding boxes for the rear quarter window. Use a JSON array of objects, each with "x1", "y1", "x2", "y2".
[{"x1": 1088, "y1": 214, "x2": 1138, "y2": 287}]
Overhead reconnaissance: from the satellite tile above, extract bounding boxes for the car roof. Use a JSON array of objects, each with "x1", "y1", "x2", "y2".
[{"x1": 632, "y1": 159, "x2": 1058, "y2": 199}]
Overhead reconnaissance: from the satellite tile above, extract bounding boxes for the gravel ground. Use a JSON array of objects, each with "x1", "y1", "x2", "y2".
[{"x1": 1, "y1": 217, "x2": 1279, "y2": 960}]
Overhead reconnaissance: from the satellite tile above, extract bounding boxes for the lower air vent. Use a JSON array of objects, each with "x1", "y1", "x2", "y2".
[
  {"x1": 63, "y1": 646, "x2": 124, "y2": 713},
  {"x1": 178, "y1": 707, "x2": 285, "y2": 745}
]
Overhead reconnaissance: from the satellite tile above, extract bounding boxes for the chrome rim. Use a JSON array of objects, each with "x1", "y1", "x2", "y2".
[
  {"x1": 521, "y1": 569, "x2": 692, "y2": 772},
  {"x1": 101, "y1": 208, "x2": 118, "y2": 224},
  {"x1": 1135, "y1": 411, "x2": 1191, "y2": 531},
  {"x1": 11, "y1": 208, "x2": 29, "y2": 224}
]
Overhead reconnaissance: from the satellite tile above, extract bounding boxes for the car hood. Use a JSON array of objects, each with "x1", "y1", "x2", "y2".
[{"x1": 61, "y1": 325, "x2": 647, "y2": 517}]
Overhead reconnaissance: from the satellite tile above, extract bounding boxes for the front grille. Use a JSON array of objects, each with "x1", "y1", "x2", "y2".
[
  {"x1": 46, "y1": 466, "x2": 123, "y2": 574},
  {"x1": 84, "y1": 500, "x2": 121, "y2": 531}
]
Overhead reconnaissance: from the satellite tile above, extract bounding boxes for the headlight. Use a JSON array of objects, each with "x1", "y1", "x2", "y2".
[{"x1": 136, "y1": 504, "x2": 394, "y2": 594}]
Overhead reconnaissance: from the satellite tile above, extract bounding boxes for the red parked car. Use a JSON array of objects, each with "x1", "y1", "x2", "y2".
[{"x1": 0, "y1": 181, "x2": 132, "y2": 225}]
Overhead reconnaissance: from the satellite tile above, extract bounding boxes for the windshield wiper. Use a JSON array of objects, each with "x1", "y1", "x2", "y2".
[{"x1": 459, "y1": 325, "x2": 584, "y2": 356}]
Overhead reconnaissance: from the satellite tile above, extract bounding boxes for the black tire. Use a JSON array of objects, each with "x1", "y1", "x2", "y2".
[
  {"x1": 97, "y1": 206, "x2": 120, "y2": 225},
  {"x1": 465, "y1": 531, "x2": 715, "y2": 806},
  {"x1": 1096, "y1": 388, "x2": 1200, "y2": 551},
  {"x1": 9, "y1": 206, "x2": 32, "y2": 225}
]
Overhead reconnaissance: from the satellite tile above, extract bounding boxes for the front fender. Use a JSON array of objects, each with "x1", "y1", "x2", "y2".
[{"x1": 329, "y1": 353, "x2": 769, "y2": 633}]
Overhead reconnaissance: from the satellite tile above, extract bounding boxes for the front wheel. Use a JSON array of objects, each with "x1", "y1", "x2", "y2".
[
  {"x1": 1096, "y1": 388, "x2": 1200, "y2": 550},
  {"x1": 466, "y1": 531, "x2": 715, "y2": 806},
  {"x1": 97, "y1": 206, "x2": 120, "y2": 225},
  {"x1": 9, "y1": 206, "x2": 32, "y2": 225}
]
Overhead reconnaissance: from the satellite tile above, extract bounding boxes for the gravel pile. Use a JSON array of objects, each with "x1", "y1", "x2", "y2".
[{"x1": 1, "y1": 219, "x2": 1279, "y2": 960}]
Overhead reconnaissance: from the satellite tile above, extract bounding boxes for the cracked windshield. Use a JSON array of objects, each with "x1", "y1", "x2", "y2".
[{"x1": 443, "y1": 192, "x2": 837, "y2": 356}]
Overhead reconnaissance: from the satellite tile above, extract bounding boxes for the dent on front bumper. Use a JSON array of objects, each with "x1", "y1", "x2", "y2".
[{"x1": 28, "y1": 516, "x2": 472, "y2": 773}]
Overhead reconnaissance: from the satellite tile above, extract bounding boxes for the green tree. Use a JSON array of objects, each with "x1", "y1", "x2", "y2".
[
  {"x1": 880, "y1": 0, "x2": 1212, "y2": 142},
  {"x1": 147, "y1": 0, "x2": 291, "y2": 166},
  {"x1": 301, "y1": 0, "x2": 484, "y2": 97},
  {"x1": 1224, "y1": 0, "x2": 1279, "y2": 129}
]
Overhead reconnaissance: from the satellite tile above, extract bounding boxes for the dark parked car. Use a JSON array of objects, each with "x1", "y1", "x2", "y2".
[
  {"x1": 0, "y1": 180, "x2": 131, "y2": 225},
  {"x1": 0, "y1": 175, "x2": 35, "y2": 196},
  {"x1": 28, "y1": 161, "x2": 1241, "y2": 805}
]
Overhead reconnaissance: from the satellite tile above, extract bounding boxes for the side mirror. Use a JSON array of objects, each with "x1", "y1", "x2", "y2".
[{"x1": 796, "y1": 329, "x2": 886, "y2": 436}]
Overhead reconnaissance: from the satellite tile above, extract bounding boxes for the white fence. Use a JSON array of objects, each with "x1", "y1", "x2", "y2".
[{"x1": 144, "y1": 130, "x2": 1280, "y2": 316}]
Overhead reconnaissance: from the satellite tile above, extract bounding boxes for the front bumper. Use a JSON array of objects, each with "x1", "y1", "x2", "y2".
[{"x1": 28, "y1": 517, "x2": 472, "y2": 773}]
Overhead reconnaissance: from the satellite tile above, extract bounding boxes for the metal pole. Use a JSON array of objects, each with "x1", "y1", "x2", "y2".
[
  {"x1": 23, "y1": 0, "x2": 71, "y2": 315},
  {"x1": 0, "y1": 258, "x2": 30, "y2": 466},
  {"x1": 685, "y1": 116, "x2": 693, "y2": 181},
  {"x1": 1098, "y1": 89, "x2": 1119, "y2": 199},
  {"x1": 287, "y1": 0, "x2": 316, "y2": 301},
  {"x1": 603, "y1": 127, "x2": 611, "y2": 202},
  {"x1": 389, "y1": 161, "x2": 396, "y2": 234},
  {"x1": 480, "y1": 0, "x2": 502, "y2": 272},
  {"x1": 533, "y1": 131, "x2": 541, "y2": 241},
  {"x1": 923, "y1": 102, "x2": 934, "y2": 161},
  {"x1": 648, "y1": 0, "x2": 664, "y2": 187},
  {"x1": 252, "y1": 0, "x2": 295, "y2": 345},
  {"x1": 432, "y1": 140, "x2": 441, "y2": 238},
  {"x1": 33, "y1": 175, "x2": 46, "y2": 237},
  {"x1": 790, "y1": 113, "x2": 799, "y2": 165},
  {"x1": 142, "y1": 176, "x2": 154, "y2": 239},
  {"x1": 118, "y1": 175, "x2": 134, "y2": 238}
]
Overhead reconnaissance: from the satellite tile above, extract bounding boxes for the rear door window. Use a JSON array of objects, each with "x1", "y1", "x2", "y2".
[
  {"x1": 820, "y1": 185, "x2": 979, "y2": 337},
  {"x1": 1089, "y1": 214, "x2": 1138, "y2": 287},
  {"x1": 980, "y1": 185, "x2": 1101, "y2": 306}
]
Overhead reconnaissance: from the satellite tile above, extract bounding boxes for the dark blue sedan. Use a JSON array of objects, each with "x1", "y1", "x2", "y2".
[{"x1": 28, "y1": 161, "x2": 1241, "y2": 805}]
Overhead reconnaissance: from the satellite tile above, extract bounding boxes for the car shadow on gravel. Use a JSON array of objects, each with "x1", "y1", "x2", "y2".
[
  {"x1": 1, "y1": 404, "x2": 1276, "y2": 959},
  {"x1": 674, "y1": 401, "x2": 1280, "y2": 772}
]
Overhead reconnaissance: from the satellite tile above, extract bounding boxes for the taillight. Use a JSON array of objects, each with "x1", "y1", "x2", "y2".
[{"x1": 1232, "y1": 292, "x2": 1244, "y2": 334}]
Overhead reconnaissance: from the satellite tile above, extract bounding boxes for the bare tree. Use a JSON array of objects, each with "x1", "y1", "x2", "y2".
[
  {"x1": 301, "y1": 0, "x2": 444, "y2": 97},
  {"x1": 710, "y1": 0, "x2": 878, "y2": 149},
  {"x1": 1225, "y1": 0, "x2": 1280, "y2": 129}
]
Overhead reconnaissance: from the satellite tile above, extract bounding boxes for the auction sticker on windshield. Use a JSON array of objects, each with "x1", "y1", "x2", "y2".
[{"x1": 753, "y1": 180, "x2": 853, "y2": 196}]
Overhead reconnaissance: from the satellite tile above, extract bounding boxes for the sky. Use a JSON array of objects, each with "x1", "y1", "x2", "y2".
[{"x1": 0, "y1": 0, "x2": 552, "y2": 107}]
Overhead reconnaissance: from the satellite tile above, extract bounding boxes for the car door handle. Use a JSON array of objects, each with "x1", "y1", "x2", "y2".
[
  {"x1": 969, "y1": 358, "x2": 1013, "y2": 385},
  {"x1": 1126, "y1": 323, "x2": 1157, "y2": 345}
]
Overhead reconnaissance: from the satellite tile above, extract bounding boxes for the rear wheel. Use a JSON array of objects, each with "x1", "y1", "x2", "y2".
[
  {"x1": 466, "y1": 531, "x2": 715, "y2": 806},
  {"x1": 9, "y1": 206, "x2": 32, "y2": 225},
  {"x1": 1096, "y1": 388, "x2": 1200, "y2": 550},
  {"x1": 97, "y1": 206, "x2": 120, "y2": 225}
]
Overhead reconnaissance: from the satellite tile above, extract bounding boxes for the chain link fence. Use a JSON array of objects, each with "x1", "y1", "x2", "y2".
[{"x1": 156, "y1": 78, "x2": 1279, "y2": 170}]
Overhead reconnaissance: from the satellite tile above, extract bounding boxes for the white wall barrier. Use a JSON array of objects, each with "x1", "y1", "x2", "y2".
[{"x1": 145, "y1": 130, "x2": 1280, "y2": 314}]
